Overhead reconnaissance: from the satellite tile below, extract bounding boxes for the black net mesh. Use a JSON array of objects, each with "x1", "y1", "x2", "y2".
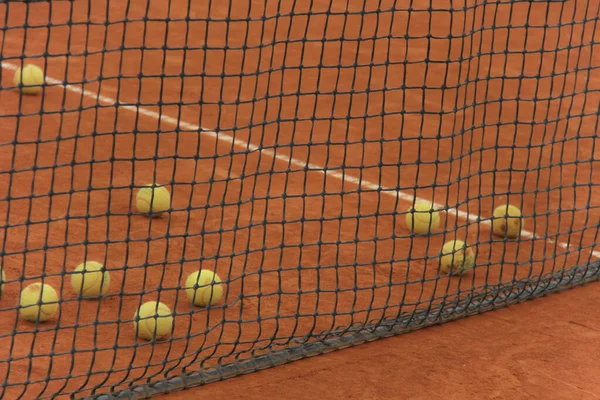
[{"x1": 0, "y1": 0, "x2": 599, "y2": 398}]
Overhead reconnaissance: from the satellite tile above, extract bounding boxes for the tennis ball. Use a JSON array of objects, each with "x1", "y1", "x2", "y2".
[
  {"x1": 405, "y1": 201, "x2": 440, "y2": 234},
  {"x1": 440, "y1": 240, "x2": 475, "y2": 276},
  {"x1": 136, "y1": 184, "x2": 171, "y2": 216},
  {"x1": 71, "y1": 261, "x2": 110, "y2": 297},
  {"x1": 14, "y1": 64, "x2": 45, "y2": 95},
  {"x1": 185, "y1": 270, "x2": 223, "y2": 307},
  {"x1": 492, "y1": 204, "x2": 523, "y2": 239},
  {"x1": 0, "y1": 268, "x2": 5, "y2": 300},
  {"x1": 20, "y1": 283, "x2": 58, "y2": 322},
  {"x1": 133, "y1": 301, "x2": 173, "y2": 341}
]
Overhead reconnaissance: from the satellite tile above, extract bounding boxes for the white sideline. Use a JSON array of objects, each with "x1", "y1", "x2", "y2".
[{"x1": 3, "y1": 61, "x2": 600, "y2": 259}]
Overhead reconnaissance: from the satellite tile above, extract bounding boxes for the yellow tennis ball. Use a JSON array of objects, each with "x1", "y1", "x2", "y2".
[
  {"x1": 440, "y1": 240, "x2": 475, "y2": 276},
  {"x1": 492, "y1": 204, "x2": 523, "y2": 239},
  {"x1": 71, "y1": 261, "x2": 110, "y2": 297},
  {"x1": 14, "y1": 64, "x2": 45, "y2": 95},
  {"x1": 20, "y1": 283, "x2": 58, "y2": 322},
  {"x1": 0, "y1": 267, "x2": 5, "y2": 300},
  {"x1": 136, "y1": 184, "x2": 171, "y2": 216},
  {"x1": 185, "y1": 270, "x2": 223, "y2": 307},
  {"x1": 133, "y1": 301, "x2": 173, "y2": 341},
  {"x1": 405, "y1": 201, "x2": 440, "y2": 234}
]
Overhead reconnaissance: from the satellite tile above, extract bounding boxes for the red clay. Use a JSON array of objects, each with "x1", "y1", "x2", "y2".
[
  {"x1": 0, "y1": 0, "x2": 598, "y2": 398},
  {"x1": 157, "y1": 282, "x2": 600, "y2": 400}
]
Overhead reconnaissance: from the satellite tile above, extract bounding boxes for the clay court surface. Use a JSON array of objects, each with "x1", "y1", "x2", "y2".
[
  {"x1": 0, "y1": 0, "x2": 599, "y2": 398},
  {"x1": 158, "y1": 282, "x2": 600, "y2": 400}
]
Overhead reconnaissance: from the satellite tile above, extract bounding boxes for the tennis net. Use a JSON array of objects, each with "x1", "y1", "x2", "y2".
[{"x1": 0, "y1": 0, "x2": 599, "y2": 398}]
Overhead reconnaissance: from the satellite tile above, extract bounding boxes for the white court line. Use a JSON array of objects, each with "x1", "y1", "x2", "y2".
[{"x1": 4, "y1": 61, "x2": 600, "y2": 259}]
